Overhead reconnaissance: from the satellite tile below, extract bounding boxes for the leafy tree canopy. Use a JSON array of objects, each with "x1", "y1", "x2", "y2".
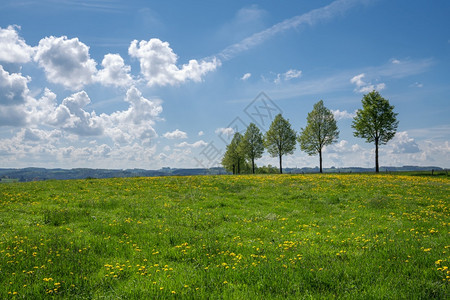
[
  {"x1": 352, "y1": 91, "x2": 398, "y2": 145},
  {"x1": 298, "y1": 100, "x2": 339, "y2": 155}
]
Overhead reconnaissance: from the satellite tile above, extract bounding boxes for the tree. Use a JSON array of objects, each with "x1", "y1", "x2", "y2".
[
  {"x1": 352, "y1": 91, "x2": 398, "y2": 173},
  {"x1": 240, "y1": 123, "x2": 264, "y2": 174},
  {"x1": 221, "y1": 132, "x2": 245, "y2": 174},
  {"x1": 298, "y1": 100, "x2": 339, "y2": 173},
  {"x1": 264, "y1": 114, "x2": 296, "y2": 174}
]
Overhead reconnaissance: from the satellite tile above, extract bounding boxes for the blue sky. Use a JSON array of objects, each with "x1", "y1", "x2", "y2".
[{"x1": 0, "y1": 0, "x2": 449, "y2": 169}]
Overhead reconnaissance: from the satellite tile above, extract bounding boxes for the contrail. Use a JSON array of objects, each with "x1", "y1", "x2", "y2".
[{"x1": 211, "y1": 0, "x2": 371, "y2": 62}]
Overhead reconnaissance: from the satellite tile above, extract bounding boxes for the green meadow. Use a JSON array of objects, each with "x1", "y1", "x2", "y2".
[{"x1": 0, "y1": 174, "x2": 448, "y2": 299}]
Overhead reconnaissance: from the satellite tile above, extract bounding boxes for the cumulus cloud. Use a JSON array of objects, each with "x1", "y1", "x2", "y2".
[
  {"x1": 57, "y1": 143, "x2": 115, "y2": 164},
  {"x1": 163, "y1": 129, "x2": 187, "y2": 139},
  {"x1": 331, "y1": 109, "x2": 356, "y2": 120},
  {"x1": 114, "y1": 86, "x2": 162, "y2": 124},
  {"x1": 0, "y1": 25, "x2": 34, "y2": 64},
  {"x1": 26, "y1": 88, "x2": 58, "y2": 125},
  {"x1": 95, "y1": 53, "x2": 133, "y2": 87},
  {"x1": 27, "y1": 86, "x2": 162, "y2": 145},
  {"x1": 128, "y1": 38, "x2": 220, "y2": 86},
  {"x1": 175, "y1": 140, "x2": 208, "y2": 148},
  {"x1": 0, "y1": 65, "x2": 30, "y2": 106},
  {"x1": 34, "y1": 36, "x2": 97, "y2": 90},
  {"x1": 381, "y1": 138, "x2": 449, "y2": 168},
  {"x1": 103, "y1": 86, "x2": 162, "y2": 145},
  {"x1": 215, "y1": 127, "x2": 235, "y2": 137},
  {"x1": 0, "y1": 84, "x2": 165, "y2": 168},
  {"x1": 198, "y1": 131, "x2": 204, "y2": 136},
  {"x1": 326, "y1": 140, "x2": 350, "y2": 154},
  {"x1": 52, "y1": 91, "x2": 104, "y2": 136},
  {"x1": 241, "y1": 72, "x2": 251, "y2": 81},
  {"x1": 350, "y1": 73, "x2": 385, "y2": 93},
  {"x1": 389, "y1": 131, "x2": 420, "y2": 154},
  {"x1": 0, "y1": 66, "x2": 31, "y2": 126},
  {"x1": 17, "y1": 127, "x2": 62, "y2": 143}
]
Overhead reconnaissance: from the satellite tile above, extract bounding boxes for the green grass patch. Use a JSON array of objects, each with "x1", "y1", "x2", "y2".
[{"x1": 0, "y1": 174, "x2": 448, "y2": 298}]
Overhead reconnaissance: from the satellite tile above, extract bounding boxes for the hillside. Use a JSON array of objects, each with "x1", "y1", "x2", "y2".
[{"x1": 0, "y1": 165, "x2": 445, "y2": 182}]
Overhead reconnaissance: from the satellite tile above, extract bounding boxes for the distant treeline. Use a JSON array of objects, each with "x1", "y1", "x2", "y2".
[{"x1": 0, "y1": 166, "x2": 445, "y2": 182}]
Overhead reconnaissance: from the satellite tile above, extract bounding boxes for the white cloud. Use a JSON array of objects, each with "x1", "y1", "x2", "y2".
[
  {"x1": 17, "y1": 127, "x2": 61, "y2": 143},
  {"x1": 0, "y1": 65, "x2": 30, "y2": 106},
  {"x1": 321, "y1": 140, "x2": 373, "y2": 168},
  {"x1": 34, "y1": 36, "x2": 97, "y2": 90},
  {"x1": 382, "y1": 139, "x2": 449, "y2": 168},
  {"x1": 176, "y1": 140, "x2": 208, "y2": 148},
  {"x1": 198, "y1": 131, "x2": 204, "y2": 136},
  {"x1": 0, "y1": 65, "x2": 31, "y2": 126},
  {"x1": 14, "y1": 85, "x2": 158, "y2": 143},
  {"x1": 102, "y1": 86, "x2": 162, "y2": 145},
  {"x1": 375, "y1": 82, "x2": 386, "y2": 90},
  {"x1": 274, "y1": 69, "x2": 302, "y2": 84},
  {"x1": 241, "y1": 72, "x2": 252, "y2": 81},
  {"x1": 51, "y1": 91, "x2": 104, "y2": 136},
  {"x1": 284, "y1": 69, "x2": 302, "y2": 80},
  {"x1": 331, "y1": 109, "x2": 356, "y2": 120},
  {"x1": 95, "y1": 53, "x2": 133, "y2": 87},
  {"x1": 0, "y1": 25, "x2": 34, "y2": 64},
  {"x1": 113, "y1": 86, "x2": 162, "y2": 125},
  {"x1": 215, "y1": 127, "x2": 235, "y2": 137},
  {"x1": 325, "y1": 140, "x2": 350, "y2": 154},
  {"x1": 27, "y1": 86, "x2": 162, "y2": 145},
  {"x1": 412, "y1": 82, "x2": 423, "y2": 88},
  {"x1": 0, "y1": 84, "x2": 166, "y2": 168},
  {"x1": 163, "y1": 129, "x2": 188, "y2": 139},
  {"x1": 26, "y1": 88, "x2": 58, "y2": 125},
  {"x1": 128, "y1": 38, "x2": 220, "y2": 87},
  {"x1": 391, "y1": 58, "x2": 401, "y2": 64},
  {"x1": 350, "y1": 73, "x2": 365, "y2": 87},
  {"x1": 350, "y1": 73, "x2": 385, "y2": 93},
  {"x1": 389, "y1": 131, "x2": 420, "y2": 154}
]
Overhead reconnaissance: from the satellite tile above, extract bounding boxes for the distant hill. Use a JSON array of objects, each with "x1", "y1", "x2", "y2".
[
  {"x1": 286, "y1": 165, "x2": 446, "y2": 174},
  {"x1": 0, "y1": 167, "x2": 227, "y2": 182},
  {"x1": 0, "y1": 166, "x2": 446, "y2": 182}
]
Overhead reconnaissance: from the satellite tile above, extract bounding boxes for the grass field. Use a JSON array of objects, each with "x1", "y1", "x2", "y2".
[{"x1": 0, "y1": 174, "x2": 448, "y2": 298}]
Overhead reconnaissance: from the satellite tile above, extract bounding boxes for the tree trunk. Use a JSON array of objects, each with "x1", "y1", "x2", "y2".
[
  {"x1": 252, "y1": 158, "x2": 255, "y2": 174},
  {"x1": 232, "y1": 164, "x2": 235, "y2": 175},
  {"x1": 375, "y1": 137, "x2": 379, "y2": 173},
  {"x1": 237, "y1": 159, "x2": 240, "y2": 174},
  {"x1": 319, "y1": 149, "x2": 323, "y2": 173},
  {"x1": 279, "y1": 154, "x2": 283, "y2": 174}
]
